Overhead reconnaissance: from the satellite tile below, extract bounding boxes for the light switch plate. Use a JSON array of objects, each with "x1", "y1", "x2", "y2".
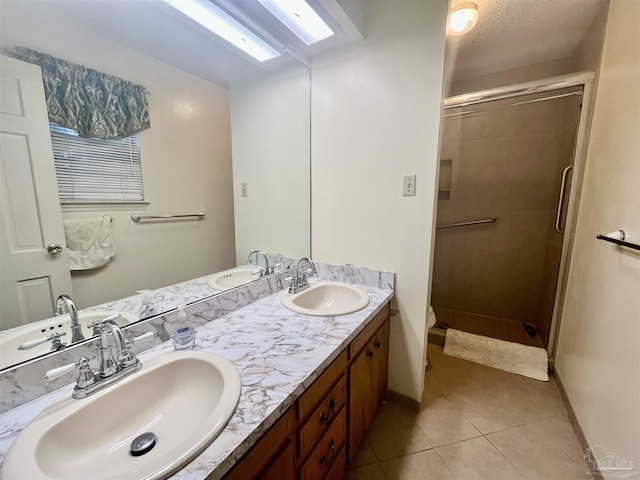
[
  {"x1": 241, "y1": 182, "x2": 248, "y2": 197},
  {"x1": 403, "y1": 175, "x2": 416, "y2": 196}
]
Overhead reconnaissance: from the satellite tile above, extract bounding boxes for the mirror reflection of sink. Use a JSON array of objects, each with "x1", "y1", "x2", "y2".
[
  {"x1": 207, "y1": 265, "x2": 262, "y2": 291},
  {"x1": 1, "y1": 351, "x2": 241, "y2": 480},
  {"x1": 281, "y1": 282, "x2": 370, "y2": 316},
  {"x1": 0, "y1": 311, "x2": 138, "y2": 369}
]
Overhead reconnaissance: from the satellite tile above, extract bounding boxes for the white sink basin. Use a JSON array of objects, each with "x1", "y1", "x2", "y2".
[
  {"x1": 207, "y1": 265, "x2": 261, "y2": 291},
  {"x1": 281, "y1": 282, "x2": 370, "y2": 316},
  {"x1": 0, "y1": 310, "x2": 138, "y2": 369},
  {"x1": 1, "y1": 351, "x2": 241, "y2": 480}
]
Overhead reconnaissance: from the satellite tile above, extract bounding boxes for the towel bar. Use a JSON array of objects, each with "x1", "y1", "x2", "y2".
[
  {"x1": 436, "y1": 217, "x2": 499, "y2": 230},
  {"x1": 596, "y1": 231, "x2": 640, "y2": 251},
  {"x1": 131, "y1": 212, "x2": 205, "y2": 222}
]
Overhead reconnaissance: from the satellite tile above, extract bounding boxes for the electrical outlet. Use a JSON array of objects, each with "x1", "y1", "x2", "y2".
[
  {"x1": 403, "y1": 175, "x2": 416, "y2": 196},
  {"x1": 241, "y1": 182, "x2": 248, "y2": 197}
]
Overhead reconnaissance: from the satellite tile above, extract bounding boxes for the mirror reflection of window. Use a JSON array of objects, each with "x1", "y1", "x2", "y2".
[{"x1": 50, "y1": 123, "x2": 143, "y2": 202}]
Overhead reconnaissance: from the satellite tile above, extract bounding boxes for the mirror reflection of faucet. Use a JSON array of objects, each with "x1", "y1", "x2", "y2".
[
  {"x1": 17, "y1": 332, "x2": 67, "y2": 352},
  {"x1": 246, "y1": 250, "x2": 277, "y2": 277},
  {"x1": 55, "y1": 295, "x2": 84, "y2": 343}
]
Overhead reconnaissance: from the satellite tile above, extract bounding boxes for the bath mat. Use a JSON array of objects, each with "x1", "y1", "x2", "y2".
[{"x1": 443, "y1": 329, "x2": 549, "y2": 381}]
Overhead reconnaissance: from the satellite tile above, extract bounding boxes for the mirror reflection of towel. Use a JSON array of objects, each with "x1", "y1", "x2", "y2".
[{"x1": 63, "y1": 217, "x2": 117, "y2": 270}]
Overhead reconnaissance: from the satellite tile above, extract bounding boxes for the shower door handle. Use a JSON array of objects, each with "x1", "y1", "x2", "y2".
[{"x1": 555, "y1": 165, "x2": 573, "y2": 234}]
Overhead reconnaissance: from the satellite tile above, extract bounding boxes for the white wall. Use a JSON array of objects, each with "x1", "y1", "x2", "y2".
[
  {"x1": 230, "y1": 62, "x2": 311, "y2": 265},
  {"x1": 0, "y1": 1, "x2": 235, "y2": 308},
  {"x1": 311, "y1": 0, "x2": 448, "y2": 402},
  {"x1": 555, "y1": 0, "x2": 640, "y2": 462}
]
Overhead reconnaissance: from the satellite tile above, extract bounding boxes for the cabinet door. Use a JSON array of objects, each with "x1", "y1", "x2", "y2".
[
  {"x1": 348, "y1": 346, "x2": 371, "y2": 461},
  {"x1": 260, "y1": 440, "x2": 294, "y2": 480},
  {"x1": 224, "y1": 410, "x2": 294, "y2": 480},
  {"x1": 362, "y1": 341, "x2": 378, "y2": 430},
  {"x1": 374, "y1": 320, "x2": 390, "y2": 406}
]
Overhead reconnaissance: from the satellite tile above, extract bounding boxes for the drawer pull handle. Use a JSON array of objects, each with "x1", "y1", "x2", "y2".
[
  {"x1": 374, "y1": 341, "x2": 381, "y2": 349},
  {"x1": 318, "y1": 398, "x2": 336, "y2": 425},
  {"x1": 367, "y1": 350, "x2": 374, "y2": 359},
  {"x1": 318, "y1": 438, "x2": 335, "y2": 467}
]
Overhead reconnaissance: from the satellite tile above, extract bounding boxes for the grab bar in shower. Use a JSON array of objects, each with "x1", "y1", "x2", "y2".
[
  {"x1": 131, "y1": 212, "x2": 205, "y2": 222},
  {"x1": 596, "y1": 231, "x2": 640, "y2": 252},
  {"x1": 436, "y1": 217, "x2": 499, "y2": 230},
  {"x1": 555, "y1": 165, "x2": 573, "y2": 234}
]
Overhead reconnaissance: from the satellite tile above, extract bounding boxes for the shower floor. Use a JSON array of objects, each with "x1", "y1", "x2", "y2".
[{"x1": 431, "y1": 307, "x2": 543, "y2": 348}]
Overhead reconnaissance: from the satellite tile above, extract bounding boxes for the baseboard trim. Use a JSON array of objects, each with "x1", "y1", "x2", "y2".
[
  {"x1": 553, "y1": 368, "x2": 595, "y2": 477},
  {"x1": 385, "y1": 388, "x2": 421, "y2": 412}
]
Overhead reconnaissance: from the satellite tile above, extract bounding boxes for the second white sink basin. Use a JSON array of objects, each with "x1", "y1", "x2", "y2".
[
  {"x1": 208, "y1": 265, "x2": 261, "y2": 291},
  {"x1": 1, "y1": 351, "x2": 241, "y2": 480},
  {"x1": 281, "y1": 282, "x2": 370, "y2": 316}
]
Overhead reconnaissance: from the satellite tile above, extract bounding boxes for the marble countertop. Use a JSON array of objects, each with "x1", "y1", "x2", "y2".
[{"x1": 0, "y1": 280, "x2": 393, "y2": 479}]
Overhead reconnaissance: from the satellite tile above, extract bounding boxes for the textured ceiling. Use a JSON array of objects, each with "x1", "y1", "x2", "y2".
[{"x1": 446, "y1": 0, "x2": 607, "y2": 82}]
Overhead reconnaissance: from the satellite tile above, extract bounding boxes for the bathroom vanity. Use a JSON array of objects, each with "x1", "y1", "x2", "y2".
[
  {"x1": 0, "y1": 264, "x2": 394, "y2": 480},
  {"x1": 224, "y1": 303, "x2": 390, "y2": 480}
]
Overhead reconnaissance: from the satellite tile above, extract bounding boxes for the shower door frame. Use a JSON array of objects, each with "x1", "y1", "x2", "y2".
[{"x1": 442, "y1": 71, "x2": 597, "y2": 360}]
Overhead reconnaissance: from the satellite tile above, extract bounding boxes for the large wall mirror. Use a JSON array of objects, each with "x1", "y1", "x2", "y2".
[{"x1": 0, "y1": 0, "x2": 311, "y2": 370}]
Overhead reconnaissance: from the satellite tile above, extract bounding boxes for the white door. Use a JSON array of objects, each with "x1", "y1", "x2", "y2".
[{"x1": 0, "y1": 55, "x2": 72, "y2": 330}]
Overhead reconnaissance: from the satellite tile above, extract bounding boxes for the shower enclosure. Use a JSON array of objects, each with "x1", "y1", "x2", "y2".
[{"x1": 432, "y1": 77, "x2": 590, "y2": 350}]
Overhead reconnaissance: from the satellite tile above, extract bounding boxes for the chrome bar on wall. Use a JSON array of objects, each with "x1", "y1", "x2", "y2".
[
  {"x1": 555, "y1": 165, "x2": 573, "y2": 234},
  {"x1": 436, "y1": 217, "x2": 499, "y2": 230},
  {"x1": 131, "y1": 212, "x2": 205, "y2": 222},
  {"x1": 596, "y1": 231, "x2": 640, "y2": 252}
]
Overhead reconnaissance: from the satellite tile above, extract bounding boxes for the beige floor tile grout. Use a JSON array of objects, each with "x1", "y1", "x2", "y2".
[
  {"x1": 347, "y1": 343, "x2": 587, "y2": 480},
  {"x1": 483, "y1": 429, "x2": 531, "y2": 479}
]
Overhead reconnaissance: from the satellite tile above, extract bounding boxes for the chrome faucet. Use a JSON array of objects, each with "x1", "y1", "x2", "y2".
[
  {"x1": 247, "y1": 250, "x2": 274, "y2": 277},
  {"x1": 55, "y1": 294, "x2": 84, "y2": 343},
  {"x1": 73, "y1": 320, "x2": 142, "y2": 399},
  {"x1": 287, "y1": 257, "x2": 317, "y2": 294},
  {"x1": 41, "y1": 323, "x2": 154, "y2": 399}
]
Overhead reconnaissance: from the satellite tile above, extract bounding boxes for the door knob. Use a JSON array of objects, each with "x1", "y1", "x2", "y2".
[{"x1": 47, "y1": 243, "x2": 63, "y2": 254}]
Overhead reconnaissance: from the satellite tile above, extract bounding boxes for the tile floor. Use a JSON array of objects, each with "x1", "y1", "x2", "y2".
[{"x1": 345, "y1": 344, "x2": 591, "y2": 480}]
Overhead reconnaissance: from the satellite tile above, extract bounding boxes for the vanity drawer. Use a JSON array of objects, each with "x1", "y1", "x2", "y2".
[
  {"x1": 298, "y1": 375, "x2": 347, "y2": 460},
  {"x1": 349, "y1": 303, "x2": 390, "y2": 359},
  {"x1": 299, "y1": 409, "x2": 346, "y2": 480},
  {"x1": 297, "y1": 350, "x2": 347, "y2": 420},
  {"x1": 223, "y1": 408, "x2": 294, "y2": 480},
  {"x1": 323, "y1": 445, "x2": 346, "y2": 480}
]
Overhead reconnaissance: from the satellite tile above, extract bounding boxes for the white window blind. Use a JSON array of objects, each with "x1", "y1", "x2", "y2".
[{"x1": 49, "y1": 123, "x2": 144, "y2": 201}]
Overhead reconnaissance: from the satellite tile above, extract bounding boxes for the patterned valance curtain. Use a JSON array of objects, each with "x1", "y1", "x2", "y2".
[{"x1": 11, "y1": 47, "x2": 150, "y2": 140}]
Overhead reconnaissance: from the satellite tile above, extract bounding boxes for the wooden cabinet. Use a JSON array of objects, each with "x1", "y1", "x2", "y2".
[
  {"x1": 222, "y1": 302, "x2": 390, "y2": 480},
  {"x1": 348, "y1": 309, "x2": 390, "y2": 462},
  {"x1": 223, "y1": 409, "x2": 295, "y2": 480}
]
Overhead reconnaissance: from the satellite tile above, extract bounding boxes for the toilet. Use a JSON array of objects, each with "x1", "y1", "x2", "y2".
[{"x1": 425, "y1": 306, "x2": 437, "y2": 366}]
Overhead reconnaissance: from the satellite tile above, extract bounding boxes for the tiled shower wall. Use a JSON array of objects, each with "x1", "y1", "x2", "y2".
[{"x1": 432, "y1": 93, "x2": 581, "y2": 345}]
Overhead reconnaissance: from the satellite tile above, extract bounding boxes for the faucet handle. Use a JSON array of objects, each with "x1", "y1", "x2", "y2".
[
  {"x1": 76, "y1": 356, "x2": 98, "y2": 389},
  {"x1": 267, "y1": 263, "x2": 280, "y2": 275},
  {"x1": 42, "y1": 355, "x2": 95, "y2": 383},
  {"x1": 88, "y1": 313, "x2": 122, "y2": 334},
  {"x1": 126, "y1": 332, "x2": 155, "y2": 347},
  {"x1": 42, "y1": 362, "x2": 76, "y2": 382},
  {"x1": 18, "y1": 332, "x2": 66, "y2": 351}
]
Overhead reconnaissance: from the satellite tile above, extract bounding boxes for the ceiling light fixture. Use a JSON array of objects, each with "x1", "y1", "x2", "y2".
[
  {"x1": 448, "y1": 2, "x2": 479, "y2": 36},
  {"x1": 257, "y1": 0, "x2": 334, "y2": 45},
  {"x1": 162, "y1": 0, "x2": 281, "y2": 62}
]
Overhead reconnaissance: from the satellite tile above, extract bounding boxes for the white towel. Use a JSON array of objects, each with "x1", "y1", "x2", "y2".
[{"x1": 63, "y1": 217, "x2": 117, "y2": 270}]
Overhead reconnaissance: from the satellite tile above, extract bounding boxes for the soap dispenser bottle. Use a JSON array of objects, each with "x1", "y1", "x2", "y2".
[{"x1": 169, "y1": 308, "x2": 196, "y2": 350}]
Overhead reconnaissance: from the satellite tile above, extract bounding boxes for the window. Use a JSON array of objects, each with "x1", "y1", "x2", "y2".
[{"x1": 49, "y1": 123, "x2": 144, "y2": 202}]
